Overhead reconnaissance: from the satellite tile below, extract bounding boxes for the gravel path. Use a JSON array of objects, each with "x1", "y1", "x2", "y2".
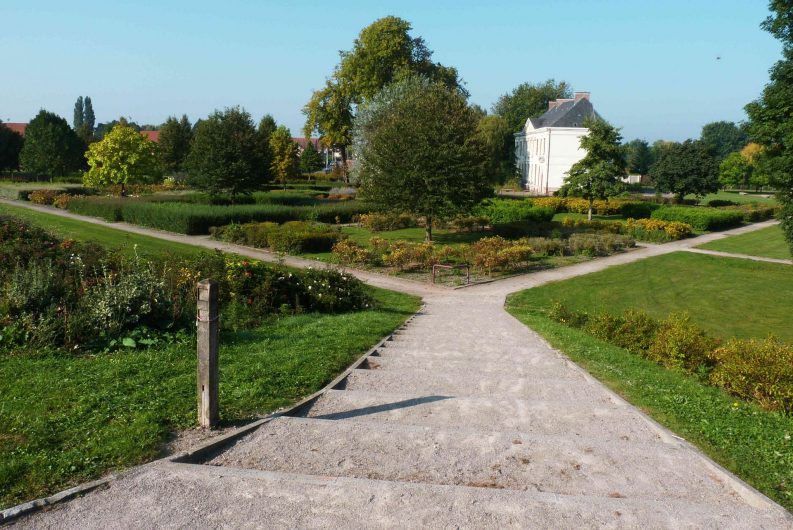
[{"x1": 4, "y1": 202, "x2": 790, "y2": 528}]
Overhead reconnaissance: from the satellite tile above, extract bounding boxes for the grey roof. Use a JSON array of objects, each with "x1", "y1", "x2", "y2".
[{"x1": 528, "y1": 98, "x2": 602, "y2": 129}]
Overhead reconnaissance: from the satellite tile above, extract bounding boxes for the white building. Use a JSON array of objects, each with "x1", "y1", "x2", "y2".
[{"x1": 514, "y1": 92, "x2": 601, "y2": 194}]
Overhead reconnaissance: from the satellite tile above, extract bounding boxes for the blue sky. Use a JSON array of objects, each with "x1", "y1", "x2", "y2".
[{"x1": 0, "y1": 1, "x2": 781, "y2": 142}]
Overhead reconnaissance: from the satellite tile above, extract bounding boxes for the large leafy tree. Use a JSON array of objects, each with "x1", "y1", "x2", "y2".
[
  {"x1": 73, "y1": 96, "x2": 84, "y2": 130},
  {"x1": 354, "y1": 77, "x2": 490, "y2": 241},
  {"x1": 304, "y1": 16, "x2": 464, "y2": 180},
  {"x1": 269, "y1": 126, "x2": 300, "y2": 188},
  {"x1": 83, "y1": 123, "x2": 163, "y2": 195},
  {"x1": 185, "y1": 107, "x2": 264, "y2": 198},
  {"x1": 700, "y1": 120, "x2": 749, "y2": 160},
  {"x1": 745, "y1": 0, "x2": 793, "y2": 253},
  {"x1": 300, "y1": 141, "x2": 324, "y2": 173},
  {"x1": 623, "y1": 138, "x2": 654, "y2": 176},
  {"x1": 83, "y1": 97, "x2": 95, "y2": 131},
  {"x1": 491, "y1": 79, "x2": 572, "y2": 132},
  {"x1": 257, "y1": 114, "x2": 278, "y2": 179},
  {"x1": 158, "y1": 115, "x2": 193, "y2": 173},
  {"x1": 0, "y1": 121, "x2": 24, "y2": 171},
  {"x1": 719, "y1": 152, "x2": 752, "y2": 189},
  {"x1": 649, "y1": 140, "x2": 719, "y2": 202},
  {"x1": 476, "y1": 114, "x2": 515, "y2": 185},
  {"x1": 19, "y1": 110, "x2": 84, "y2": 178},
  {"x1": 561, "y1": 118, "x2": 627, "y2": 220}
]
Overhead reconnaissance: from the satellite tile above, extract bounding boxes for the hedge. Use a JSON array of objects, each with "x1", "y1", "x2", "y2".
[
  {"x1": 619, "y1": 201, "x2": 661, "y2": 219},
  {"x1": 651, "y1": 206, "x2": 744, "y2": 231},
  {"x1": 66, "y1": 197, "x2": 371, "y2": 234},
  {"x1": 476, "y1": 199, "x2": 554, "y2": 225}
]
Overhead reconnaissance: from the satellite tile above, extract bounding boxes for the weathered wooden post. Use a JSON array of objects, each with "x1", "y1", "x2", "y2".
[{"x1": 196, "y1": 279, "x2": 219, "y2": 429}]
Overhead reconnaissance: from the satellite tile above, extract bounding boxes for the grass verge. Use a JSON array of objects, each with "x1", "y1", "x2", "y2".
[
  {"x1": 504, "y1": 302, "x2": 793, "y2": 511},
  {"x1": 0, "y1": 202, "x2": 204, "y2": 259},
  {"x1": 0, "y1": 286, "x2": 420, "y2": 509},
  {"x1": 510, "y1": 251, "x2": 793, "y2": 342},
  {"x1": 698, "y1": 225, "x2": 791, "y2": 260}
]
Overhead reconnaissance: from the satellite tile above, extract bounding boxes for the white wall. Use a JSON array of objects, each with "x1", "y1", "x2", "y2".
[{"x1": 546, "y1": 128, "x2": 588, "y2": 193}]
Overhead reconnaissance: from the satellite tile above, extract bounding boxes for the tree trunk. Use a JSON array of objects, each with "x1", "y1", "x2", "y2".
[
  {"x1": 120, "y1": 182, "x2": 126, "y2": 197},
  {"x1": 676, "y1": 192, "x2": 685, "y2": 204},
  {"x1": 587, "y1": 197, "x2": 593, "y2": 221},
  {"x1": 340, "y1": 145, "x2": 349, "y2": 184},
  {"x1": 425, "y1": 215, "x2": 433, "y2": 242}
]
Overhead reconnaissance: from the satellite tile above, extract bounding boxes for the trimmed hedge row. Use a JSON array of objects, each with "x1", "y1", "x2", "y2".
[
  {"x1": 211, "y1": 221, "x2": 343, "y2": 253},
  {"x1": 66, "y1": 197, "x2": 371, "y2": 234},
  {"x1": 651, "y1": 206, "x2": 744, "y2": 231},
  {"x1": 476, "y1": 199, "x2": 554, "y2": 225}
]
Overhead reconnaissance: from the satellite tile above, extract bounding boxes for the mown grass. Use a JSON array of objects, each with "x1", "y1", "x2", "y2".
[
  {"x1": 510, "y1": 251, "x2": 793, "y2": 342},
  {"x1": 690, "y1": 190, "x2": 778, "y2": 205},
  {"x1": 503, "y1": 304, "x2": 793, "y2": 512},
  {"x1": 0, "y1": 286, "x2": 420, "y2": 509},
  {"x1": 0, "y1": 202, "x2": 203, "y2": 259},
  {"x1": 698, "y1": 225, "x2": 791, "y2": 260}
]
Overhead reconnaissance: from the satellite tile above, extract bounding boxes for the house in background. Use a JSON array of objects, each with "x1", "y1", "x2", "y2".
[
  {"x1": 3, "y1": 123, "x2": 27, "y2": 136},
  {"x1": 514, "y1": 92, "x2": 601, "y2": 194},
  {"x1": 139, "y1": 130, "x2": 159, "y2": 142}
]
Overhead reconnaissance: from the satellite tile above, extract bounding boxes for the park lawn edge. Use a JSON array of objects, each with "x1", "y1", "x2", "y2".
[{"x1": 504, "y1": 301, "x2": 793, "y2": 512}]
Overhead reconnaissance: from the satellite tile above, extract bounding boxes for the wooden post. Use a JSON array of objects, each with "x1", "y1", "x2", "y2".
[{"x1": 197, "y1": 279, "x2": 219, "y2": 429}]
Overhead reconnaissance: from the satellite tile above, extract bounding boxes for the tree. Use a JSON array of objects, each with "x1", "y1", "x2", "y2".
[
  {"x1": 83, "y1": 123, "x2": 162, "y2": 195},
  {"x1": 73, "y1": 96, "x2": 84, "y2": 130},
  {"x1": 476, "y1": 114, "x2": 515, "y2": 185},
  {"x1": 623, "y1": 139, "x2": 654, "y2": 176},
  {"x1": 560, "y1": 118, "x2": 627, "y2": 220},
  {"x1": 185, "y1": 107, "x2": 264, "y2": 198},
  {"x1": 491, "y1": 79, "x2": 572, "y2": 132},
  {"x1": 745, "y1": 1, "x2": 793, "y2": 253},
  {"x1": 19, "y1": 110, "x2": 84, "y2": 178},
  {"x1": 83, "y1": 97, "x2": 95, "y2": 131},
  {"x1": 719, "y1": 152, "x2": 752, "y2": 189},
  {"x1": 0, "y1": 121, "x2": 24, "y2": 171},
  {"x1": 700, "y1": 121, "x2": 749, "y2": 160},
  {"x1": 269, "y1": 126, "x2": 300, "y2": 188},
  {"x1": 300, "y1": 141, "x2": 324, "y2": 173},
  {"x1": 257, "y1": 114, "x2": 278, "y2": 179},
  {"x1": 649, "y1": 140, "x2": 719, "y2": 202},
  {"x1": 354, "y1": 77, "x2": 490, "y2": 241},
  {"x1": 304, "y1": 16, "x2": 464, "y2": 181},
  {"x1": 158, "y1": 115, "x2": 193, "y2": 173}
]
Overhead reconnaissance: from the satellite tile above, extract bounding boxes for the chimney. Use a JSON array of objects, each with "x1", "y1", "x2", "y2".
[
  {"x1": 574, "y1": 92, "x2": 590, "y2": 102},
  {"x1": 548, "y1": 100, "x2": 558, "y2": 110}
]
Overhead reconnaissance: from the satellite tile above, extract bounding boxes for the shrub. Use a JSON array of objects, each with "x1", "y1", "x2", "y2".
[
  {"x1": 67, "y1": 197, "x2": 125, "y2": 222},
  {"x1": 624, "y1": 218, "x2": 693, "y2": 242},
  {"x1": 560, "y1": 218, "x2": 623, "y2": 234},
  {"x1": 709, "y1": 337, "x2": 793, "y2": 413},
  {"x1": 530, "y1": 197, "x2": 567, "y2": 212},
  {"x1": 548, "y1": 302, "x2": 589, "y2": 328},
  {"x1": 266, "y1": 222, "x2": 342, "y2": 253},
  {"x1": 523, "y1": 237, "x2": 566, "y2": 256},
  {"x1": 646, "y1": 313, "x2": 718, "y2": 372},
  {"x1": 331, "y1": 239, "x2": 373, "y2": 267},
  {"x1": 28, "y1": 189, "x2": 60, "y2": 205},
  {"x1": 567, "y1": 233, "x2": 634, "y2": 256},
  {"x1": 476, "y1": 199, "x2": 554, "y2": 225},
  {"x1": 449, "y1": 215, "x2": 489, "y2": 232},
  {"x1": 708, "y1": 199, "x2": 738, "y2": 207},
  {"x1": 619, "y1": 201, "x2": 661, "y2": 219},
  {"x1": 52, "y1": 193, "x2": 72, "y2": 209},
  {"x1": 358, "y1": 212, "x2": 419, "y2": 231},
  {"x1": 651, "y1": 206, "x2": 744, "y2": 231},
  {"x1": 722, "y1": 204, "x2": 779, "y2": 223}
]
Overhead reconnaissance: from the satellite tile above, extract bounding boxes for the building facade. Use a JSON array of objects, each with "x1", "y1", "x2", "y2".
[{"x1": 514, "y1": 92, "x2": 601, "y2": 194}]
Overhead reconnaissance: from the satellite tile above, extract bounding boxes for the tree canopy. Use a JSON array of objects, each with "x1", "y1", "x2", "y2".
[
  {"x1": 476, "y1": 114, "x2": 515, "y2": 185},
  {"x1": 185, "y1": 107, "x2": 265, "y2": 198},
  {"x1": 300, "y1": 141, "x2": 324, "y2": 173},
  {"x1": 83, "y1": 123, "x2": 163, "y2": 195},
  {"x1": 303, "y1": 16, "x2": 464, "y2": 179},
  {"x1": 700, "y1": 120, "x2": 749, "y2": 160},
  {"x1": 623, "y1": 138, "x2": 654, "y2": 176},
  {"x1": 745, "y1": 0, "x2": 793, "y2": 253},
  {"x1": 719, "y1": 152, "x2": 752, "y2": 189},
  {"x1": 0, "y1": 121, "x2": 24, "y2": 171},
  {"x1": 269, "y1": 126, "x2": 300, "y2": 188},
  {"x1": 19, "y1": 110, "x2": 84, "y2": 178},
  {"x1": 560, "y1": 118, "x2": 627, "y2": 220},
  {"x1": 354, "y1": 77, "x2": 490, "y2": 241},
  {"x1": 649, "y1": 140, "x2": 719, "y2": 201},
  {"x1": 158, "y1": 115, "x2": 193, "y2": 173},
  {"x1": 257, "y1": 114, "x2": 278, "y2": 180},
  {"x1": 491, "y1": 79, "x2": 572, "y2": 132}
]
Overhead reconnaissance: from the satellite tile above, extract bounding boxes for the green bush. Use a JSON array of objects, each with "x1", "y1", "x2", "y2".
[
  {"x1": 212, "y1": 221, "x2": 342, "y2": 253},
  {"x1": 357, "y1": 212, "x2": 419, "y2": 231},
  {"x1": 476, "y1": 199, "x2": 554, "y2": 225},
  {"x1": 567, "y1": 233, "x2": 635, "y2": 256},
  {"x1": 67, "y1": 197, "x2": 125, "y2": 221},
  {"x1": 646, "y1": 313, "x2": 718, "y2": 372},
  {"x1": 651, "y1": 206, "x2": 744, "y2": 231},
  {"x1": 722, "y1": 204, "x2": 778, "y2": 223},
  {"x1": 619, "y1": 201, "x2": 661, "y2": 219},
  {"x1": 709, "y1": 337, "x2": 793, "y2": 413},
  {"x1": 707, "y1": 199, "x2": 738, "y2": 207}
]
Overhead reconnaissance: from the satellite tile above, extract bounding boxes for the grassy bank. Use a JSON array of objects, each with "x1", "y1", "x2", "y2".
[
  {"x1": 698, "y1": 224, "x2": 791, "y2": 260},
  {"x1": 510, "y1": 251, "x2": 793, "y2": 342},
  {"x1": 0, "y1": 286, "x2": 420, "y2": 509},
  {"x1": 503, "y1": 304, "x2": 793, "y2": 511},
  {"x1": 0, "y1": 202, "x2": 203, "y2": 259}
]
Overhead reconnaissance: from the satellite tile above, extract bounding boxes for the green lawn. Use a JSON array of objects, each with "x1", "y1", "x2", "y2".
[
  {"x1": 0, "y1": 182, "x2": 84, "y2": 200},
  {"x1": 689, "y1": 190, "x2": 777, "y2": 205},
  {"x1": 0, "y1": 202, "x2": 204, "y2": 259},
  {"x1": 509, "y1": 251, "x2": 793, "y2": 342},
  {"x1": 503, "y1": 305, "x2": 793, "y2": 512},
  {"x1": 698, "y1": 225, "x2": 791, "y2": 260}
]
